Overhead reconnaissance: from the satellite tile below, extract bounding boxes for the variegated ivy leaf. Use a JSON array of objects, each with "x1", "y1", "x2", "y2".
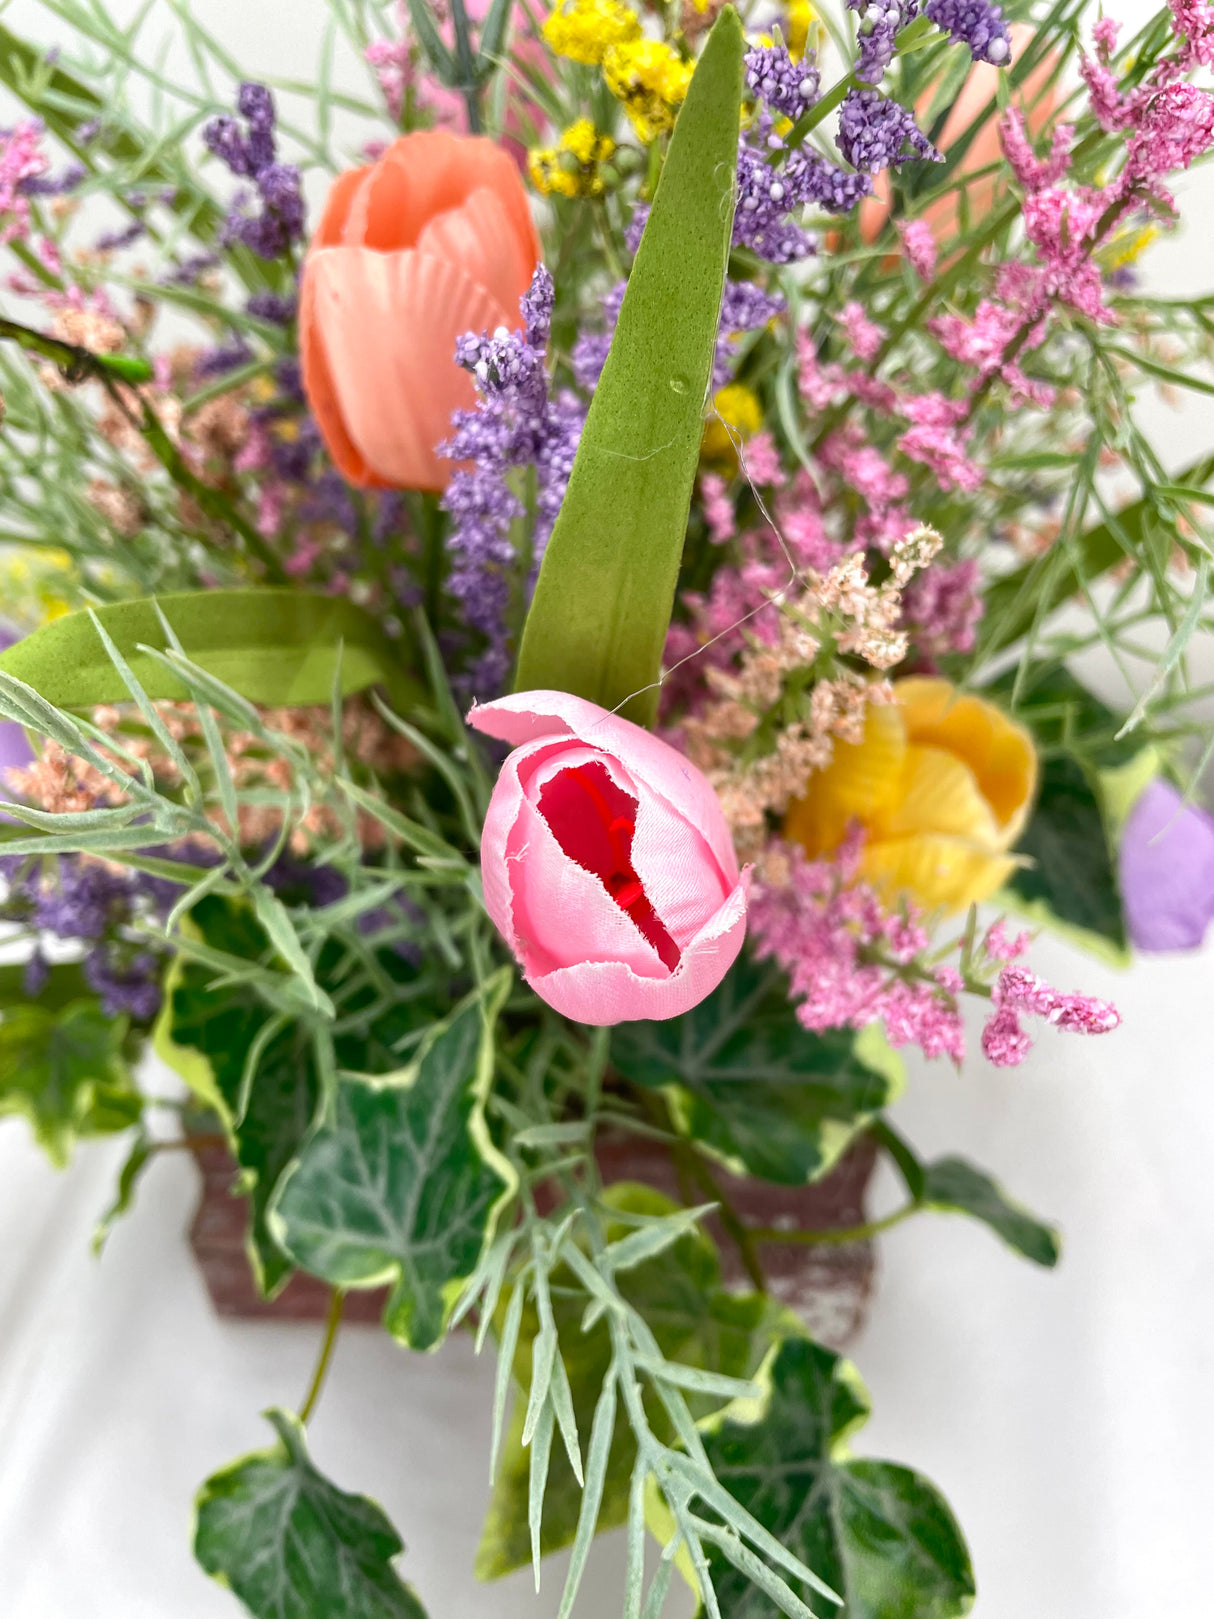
[
  {"x1": 611, "y1": 953, "x2": 903, "y2": 1185},
  {"x1": 270, "y1": 981, "x2": 513, "y2": 1349},
  {"x1": 477, "y1": 1185, "x2": 793, "y2": 1581},
  {"x1": 0, "y1": 1000, "x2": 140, "y2": 1167},
  {"x1": 692, "y1": 1337, "x2": 975, "y2": 1619},
  {"x1": 194, "y1": 1409, "x2": 427, "y2": 1619}
]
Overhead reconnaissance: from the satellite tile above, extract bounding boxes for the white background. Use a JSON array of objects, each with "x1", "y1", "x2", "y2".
[{"x1": 1, "y1": 3, "x2": 1212, "y2": 1617}]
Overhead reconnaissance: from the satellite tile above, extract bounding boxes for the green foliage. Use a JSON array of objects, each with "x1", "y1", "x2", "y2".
[
  {"x1": 0, "y1": 591, "x2": 415, "y2": 711},
  {"x1": 477, "y1": 1185, "x2": 790, "y2": 1580},
  {"x1": 157, "y1": 897, "x2": 324, "y2": 1295},
  {"x1": 694, "y1": 1338, "x2": 975, "y2": 1619},
  {"x1": 515, "y1": 7, "x2": 744, "y2": 724},
  {"x1": 920, "y1": 1158, "x2": 1060, "y2": 1269},
  {"x1": 270, "y1": 982, "x2": 514, "y2": 1348},
  {"x1": 990, "y1": 665, "x2": 1131, "y2": 956},
  {"x1": 194, "y1": 1409, "x2": 427, "y2": 1619},
  {"x1": 0, "y1": 1000, "x2": 140, "y2": 1165},
  {"x1": 1006, "y1": 755, "x2": 1127, "y2": 957},
  {"x1": 611, "y1": 955, "x2": 903, "y2": 1184}
]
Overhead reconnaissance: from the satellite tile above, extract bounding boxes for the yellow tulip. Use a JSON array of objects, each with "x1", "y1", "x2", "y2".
[{"x1": 785, "y1": 678, "x2": 1038, "y2": 913}]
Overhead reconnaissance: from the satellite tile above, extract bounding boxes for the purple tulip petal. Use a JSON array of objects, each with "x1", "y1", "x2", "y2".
[{"x1": 1120, "y1": 778, "x2": 1214, "y2": 952}]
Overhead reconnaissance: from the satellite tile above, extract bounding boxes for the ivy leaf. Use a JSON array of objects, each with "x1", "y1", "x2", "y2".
[
  {"x1": 0, "y1": 589, "x2": 416, "y2": 710},
  {"x1": 155, "y1": 896, "x2": 321, "y2": 1295},
  {"x1": 194, "y1": 1408, "x2": 427, "y2": 1619},
  {"x1": 920, "y1": 1157, "x2": 1060, "y2": 1268},
  {"x1": 270, "y1": 980, "x2": 514, "y2": 1349},
  {"x1": 693, "y1": 1338, "x2": 975, "y2": 1619},
  {"x1": 515, "y1": 7, "x2": 744, "y2": 724},
  {"x1": 0, "y1": 1000, "x2": 140, "y2": 1166},
  {"x1": 1004, "y1": 754, "x2": 1128, "y2": 958},
  {"x1": 477, "y1": 1185, "x2": 792, "y2": 1580},
  {"x1": 611, "y1": 954, "x2": 903, "y2": 1184}
]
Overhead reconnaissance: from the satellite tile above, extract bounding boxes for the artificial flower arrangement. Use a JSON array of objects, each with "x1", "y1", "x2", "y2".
[{"x1": 0, "y1": 0, "x2": 1212, "y2": 1613}]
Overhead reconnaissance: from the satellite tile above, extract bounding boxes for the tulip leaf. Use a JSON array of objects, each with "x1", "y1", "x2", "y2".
[
  {"x1": 920, "y1": 1157, "x2": 1061, "y2": 1268},
  {"x1": 269, "y1": 980, "x2": 514, "y2": 1349},
  {"x1": 0, "y1": 589, "x2": 416, "y2": 711},
  {"x1": 514, "y1": 6, "x2": 744, "y2": 725},
  {"x1": 611, "y1": 954, "x2": 904, "y2": 1184},
  {"x1": 690, "y1": 1337, "x2": 975, "y2": 1619},
  {"x1": 477, "y1": 1185, "x2": 791, "y2": 1580},
  {"x1": 194, "y1": 1409, "x2": 427, "y2": 1619},
  {"x1": 0, "y1": 1000, "x2": 140, "y2": 1167}
]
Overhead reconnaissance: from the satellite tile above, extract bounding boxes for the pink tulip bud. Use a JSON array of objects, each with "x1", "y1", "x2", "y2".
[{"x1": 467, "y1": 691, "x2": 749, "y2": 1026}]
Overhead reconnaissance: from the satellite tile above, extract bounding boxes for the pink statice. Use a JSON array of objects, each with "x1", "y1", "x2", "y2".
[
  {"x1": 981, "y1": 919, "x2": 1033, "y2": 961},
  {"x1": 900, "y1": 557, "x2": 984, "y2": 658},
  {"x1": 0, "y1": 119, "x2": 49, "y2": 244},
  {"x1": 366, "y1": 36, "x2": 413, "y2": 122},
  {"x1": 797, "y1": 331, "x2": 846, "y2": 411},
  {"x1": 699, "y1": 472, "x2": 736, "y2": 544},
  {"x1": 982, "y1": 963, "x2": 1120, "y2": 1066},
  {"x1": 751, "y1": 837, "x2": 967, "y2": 1064},
  {"x1": 1171, "y1": 0, "x2": 1214, "y2": 69},
  {"x1": 1000, "y1": 107, "x2": 1073, "y2": 190},
  {"x1": 898, "y1": 219, "x2": 937, "y2": 282},
  {"x1": 897, "y1": 395, "x2": 983, "y2": 493},
  {"x1": 742, "y1": 429, "x2": 786, "y2": 488},
  {"x1": 839, "y1": 300, "x2": 885, "y2": 362},
  {"x1": 776, "y1": 470, "x2": 842, "y2": 572},
  {"x1": 930, "y1": 299, "x2": 1024, "y2": 371},
  {"x1": 1125, "y1": 83, "x2": 1214, "y2": 189}
]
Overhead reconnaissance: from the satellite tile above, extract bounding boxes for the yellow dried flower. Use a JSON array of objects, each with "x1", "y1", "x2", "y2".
[
  {"x1": 542, "y1": 0, "x2": 640, "y2": 66},
  {"x1": 528, "y1": 121, "x2": 616, "y2": 198},
  {"x1": 603, "y1": 39, "x2": 694, "y2": 143},
  {"x1": 785, "y1": 0, "x2": 816, "y2": 59},
  {"x1": 701, "y1": 382, "x2": 763, "y2": 464}
]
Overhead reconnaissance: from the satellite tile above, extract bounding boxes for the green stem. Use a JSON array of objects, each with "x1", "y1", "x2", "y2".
[
  {"x1": 750, "y1": 1200, "x2": 920, "y2": 1246},
  {"x1": 449, "y1": 0, "x2": 484, "y2": 133},
  {"x1": 671, "y1": 1136, "x2": 768, "y2": 1294},
  {"x1": 0, "y1": 314, "x2": 153, "y2": 384},
  {"x1": 299, "y1": 1289, "x2": 346, "y2": 1425}
]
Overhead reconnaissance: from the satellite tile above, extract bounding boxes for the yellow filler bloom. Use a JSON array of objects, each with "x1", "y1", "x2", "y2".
[
  {"x1": 603, "y1": 39, "x2": 695, "y2": 143},
  {"x1": 528, "y1": 121, "x2": 616, "y2": 198},
  {"x1": 542, "y1": 0, "x2": 640, "y2": 65},
  {"x1": 785, "y1": 678, "x2": 1038, "y2": 912}
]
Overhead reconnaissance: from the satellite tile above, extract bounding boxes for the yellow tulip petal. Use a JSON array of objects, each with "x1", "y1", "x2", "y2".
[
  {"x1": 895, "y1": 677, "x2": 1037, "y2": 842},
  {"x1": 872, "y1": 744, "x2": 1002, "y2": 848},
  {"x1": 784, "y1": 701, "x2": 906, "y2": 857},
  {"x1": 861, "y1": 834, "x2": 1017, "y2": 914}
]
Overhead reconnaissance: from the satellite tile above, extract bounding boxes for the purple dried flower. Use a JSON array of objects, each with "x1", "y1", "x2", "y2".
[
  {"x1": 247, "y1": 290, "x2": 298, "y2": 324},
  {"x1": 95, "y1": 220, "x2": 146, "y2": 253},
  {"x1": 624, "y1": 203, "x2": 650, "y2": 256},
  {"x1": 164, "y1": 251, "x2": 220, "y2": 286},
  {"x1": 745, "y1": 43, "x2": 821, "y2": 119},
  {"x1": 924, "y1": 0, "x2": 1012, "y2": 63},
  {"x1": 789, "y1": 148, "x2": 875, "y2": 213},
  {"x1": 849, "y1": 0, "x2": 917, "y2": 85},
  {"x1": 204, "y1": 113, "x2": 257, "y2": 178},
  {"x1": 85, "y1": 945, "x2": 163, "y2": 1022},
  {"x1": 18, "y1": 161, "x2": 85, "y2": 196},
  {"x1": 836, "y1": 87, "x2": 942, "y2": 172},
  {"x1": 194, "y1": 339, "x2": 253, "y2": 379}
]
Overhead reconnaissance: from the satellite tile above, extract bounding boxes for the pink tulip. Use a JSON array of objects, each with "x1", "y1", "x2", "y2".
[{"x1": 467, "y1": 690, "x2": 749, "y2": 1026}]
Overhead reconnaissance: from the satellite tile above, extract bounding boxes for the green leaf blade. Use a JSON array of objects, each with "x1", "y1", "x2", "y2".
[
  {"x1": 921, "y1": 1157, "x2": 1061, "y2": 1268},
  {"x1": 194, "y1": 1409, "x2": 428, "y2": 1619},
  {"x1": 514, "y1": 7, "x2": 745, "y2": 725},
  {"x1": 0, "y1": 590, "x2": 415, "y2": 710}
]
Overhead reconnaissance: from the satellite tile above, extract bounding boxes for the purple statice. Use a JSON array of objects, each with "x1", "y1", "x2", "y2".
[
  {"x1": 571, "y1": 280, "x2": 626, "y2": 389},
  {"x1": 788, "y1": 147, "x2": 875, "y2": 214},
  {"x1": 836, "y1": 87, "x2": 942, "y2": 172},
  {"x1": 195, "y1": 338, "x2": 254, "y2": 379},
  {"x1": 203, "y1": 83, "x2": 305, "y2": 259},
  {"x1": 18, "y1": 161, "x2": 85, "y2": 196},
  {"x1": 441, "y1": 266, "x2": 586, "y2": 697},
  {"x1": 247, "y1": 289, "x2": 298, "y2": 325},
  {"x1": 95, "y1": 220, "x2": 146, "y2": 253},
  {"x1": 734, "y1": 135, "x2": 816, "y2": 262},
  {"x1": 29, "y1": 860, "x2": 132, "y2": 941},
  {"x1": 163, "y1": 251, "x2": 220, "y2": 286},
  {"x1": 924, "y1": 0, "x2": 1011, "y2": 63},
  {"x1": 715, "y1": 279, "x2": 786, "y2": 383},
  {"x1": 849, "y1": 0, "x2": 917, "y2": 85},
  {"x1": 745, "y1": 43, "x2": 821, "y2": 119},
  {"x1": 85, "y1": 946, "x2": 163, "y2": 1022},
  {"x1": 624, "y1": 203, "x2": 650, "y2": 256}
]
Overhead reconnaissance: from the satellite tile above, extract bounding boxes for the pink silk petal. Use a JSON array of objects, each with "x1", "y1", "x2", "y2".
[
  {"x1": 467, "y1": 692, "x2": 740, "y2": 887},
  {"x1": 629, "y1": 788, "x2": 732, "y2": 951},
  {"x1": 299, "y1": 259, "x2": 374, "y2": 486},
  {"x1": 527, "y1": 879, "x2": 749, "y2": 1025},
  {"x1": 304, "y1": 246, "x2": 510, "y2": 491}
]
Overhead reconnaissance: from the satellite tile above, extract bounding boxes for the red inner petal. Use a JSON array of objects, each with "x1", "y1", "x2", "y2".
[{"x1": 537, "y1": 762, "x2": 681, "y2": 972}]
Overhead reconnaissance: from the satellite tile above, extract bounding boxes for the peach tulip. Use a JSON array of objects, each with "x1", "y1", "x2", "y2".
[
  {"x1": 301, "y1": 131, "x2": 541, "y2": 492},
  {"x1": 785, "y1": 678, "x2": 1037, "y2": 914},
  {"x1": 468, "y1": 691, "x2": 749, "y2": 1026}
]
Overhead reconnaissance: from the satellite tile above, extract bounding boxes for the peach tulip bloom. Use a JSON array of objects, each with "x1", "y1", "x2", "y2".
[
  {"x1": 301, "y1": 131, "x2": 541, "y2": 492},
  {"x1": 469, "y1": 691, "x2": 749, "y2": 1026}
]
